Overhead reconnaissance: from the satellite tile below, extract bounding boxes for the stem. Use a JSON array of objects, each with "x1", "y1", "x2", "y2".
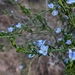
[
  {"x1": 0, "y1": 9, "x2": 50, "y2": 38},
  {"x1": 21, "y1": 10, "x2": 50, "y2": 30},
  {"x1": 46, "y1": 0, "x2": 48, "y2": 21},
  {"x1": 0, "y1": 34, "x2": 25, "y2": 38}
]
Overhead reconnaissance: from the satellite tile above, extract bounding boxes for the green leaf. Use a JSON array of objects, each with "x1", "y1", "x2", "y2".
[
  {"x1": 10, "y1": 37, "x2": 17, "y2": 48},
  {"x1": 3, "y1": 10, "x2": 8, "y2": 14},
  {"x1": 36, "y1": 15, "x2": 47, "y2": 30},
  {"x1": 0, "y1": 45, "x2": 3, "y2": 50},
  {"x1": 19, "y1": 3, "x2": 31, "y2": 16}
]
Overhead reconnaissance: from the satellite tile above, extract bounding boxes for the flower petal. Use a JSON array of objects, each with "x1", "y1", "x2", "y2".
[{"x1": 28, "y1": 54, "x2": 35, "y2": 58}]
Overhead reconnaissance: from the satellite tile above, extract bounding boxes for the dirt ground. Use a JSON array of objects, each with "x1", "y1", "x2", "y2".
[{"x1": 0, "y1": 0, "x2": 64, "y2": 75}]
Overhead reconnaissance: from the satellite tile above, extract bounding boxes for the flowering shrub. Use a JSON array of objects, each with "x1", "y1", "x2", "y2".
[{"x1": 0, "y1": 0, "x2": 75, "y2": 75}]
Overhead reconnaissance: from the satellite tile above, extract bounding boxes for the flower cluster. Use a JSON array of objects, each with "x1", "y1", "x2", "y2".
[
  {"x1": 48, "y1": 1, "x2": 75, "y2": 64},
  {"x1": 28, "y1": 40, "x2": 49, "y2": 58},
  {"x1": 0, "y1": 0, "x2": 75, "y2": 74},
  {"x1": 1, "y1": 22, "x2": 22, "y2": 33},
  {"x1": 48, "y1": 3, "x2": 59, "y2": 16}
]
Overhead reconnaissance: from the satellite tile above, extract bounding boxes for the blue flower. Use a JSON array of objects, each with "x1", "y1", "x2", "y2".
[
  {"x1": 38, "y1": 45, "x2": 49, "y2": 56},
  {"x1": 64, "y1": 32, "x2": 67, "y2": 35},
  {"x1": 51, "y1": 10, "x2": 58, "y2": 16},
  {"x1": 57, "y1": 5, "x2": 61, "y2": 9},
  {"x1": 65, "y1": 39, "x2": 72, "y2": 45},
  {"x1": 14, "y1": 0, "x2": 18, "y2": 2},
  {"x1": 16, "y1": 22, "x2": 21, "y2": 28},
  {"x1": 65, "y1": 15, "x2": 69, "y2": 19},
  {"x1": 55, "y1": 28, "x2": 61, "y2": 34},
  {"x1": 57, "y1": 37, "x2": 62, "y2": 42},
  {"x1": 69, "y1": 49, "x2": 75, "y2": 60},
  {"x1": 7, "y1": 27, "x2": 14, "y2": 32},
  {"x1": 33, "y1": 41, "x2": 36, "y2": 45},
  {"x1": 66, "y1": 0, "x2": 75, "y2": 4},
  {"x1": 28, "y1": 54, "x2": 35, "y2": 58},
  {"x1": 64, "y1": 58, "x2": 69, "y2": 64},
  {"x1": 48, "y1": 3, "x2": 54, "y2": 8},
  {"x1": 19, "y1": 65, "x2": 23, "y2": 70},
  {"x1": 10, "y1": 10, "x2": 14, "y2": 14},
  {"x1": 47, "y1": 40, "x2": 51, "y2": 45},
  {"x1": 36, "y1": 40, "x2": 46, "y2": 47}
]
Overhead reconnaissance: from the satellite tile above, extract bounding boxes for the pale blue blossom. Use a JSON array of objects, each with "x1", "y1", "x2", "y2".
[
  {"x1": 14, "y1": 0, "x2": 18, "y2": 2},
  {"x1": 69, "y1": 49, "x2": 75, "y2": 60},
  {"x1": 57, "y1": 5, "x2": 61, "y2": 8},
  {"x1": 70, "y1": 33, "x2": 73, "y2": 36},
  {"x1": 64, "y1": 33, "x2": 73, "y2": 36},
  {"x1": 65, "y1": 39, "x2": 72, "y2": 45},
  {"x1": 36, "y1": 40, "x2": 46, "y2": 47},
  {"x1": 66, "y1": 0, "x2": 75, "y2": 4},
  {"x1": 64, "y1": 58, "x2": 69, "y2": 64},
  {"x1": 55, "y1": 28, "x2": 61, "y2": 34},
  {"x1": 57, "y1": 37, "x2": 62, "y2": 42},
  {"x1": 10, "y1": 10, "x2": 14, "y2": 14},
  {"x1": 28, "y1": 54, "x2": 35, "y2": 58},
  {"x1": 33, "y1": 41, "x2": 36, "y2": 45},
  {"x1": 7, "y1": 27, "x2": 14, "y2": 32},
  {"x1": 48, "y1": 3, "x2": 54, "y2": 8},
  {"x1": 16, "y1": 22, "x2": 21, "y2": 28},
  {"x1": 65, "y1": 15, "x2": 69, "y2": 19},
  {"x1": 47, "y1": 40, "x2": 51, "y2": 45},
  {"x1": 38, "y1": 45, "x2": 49, "y2": 56},
  {"x1": 19, "y1": 65, "x2": 23, "y2": 70},
  {"x1": 64, "y1": 32, "x2": 67, "y2": 35},
  {"x1": 51, "y1": 10, "x2": 58, "y2": 16}
]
